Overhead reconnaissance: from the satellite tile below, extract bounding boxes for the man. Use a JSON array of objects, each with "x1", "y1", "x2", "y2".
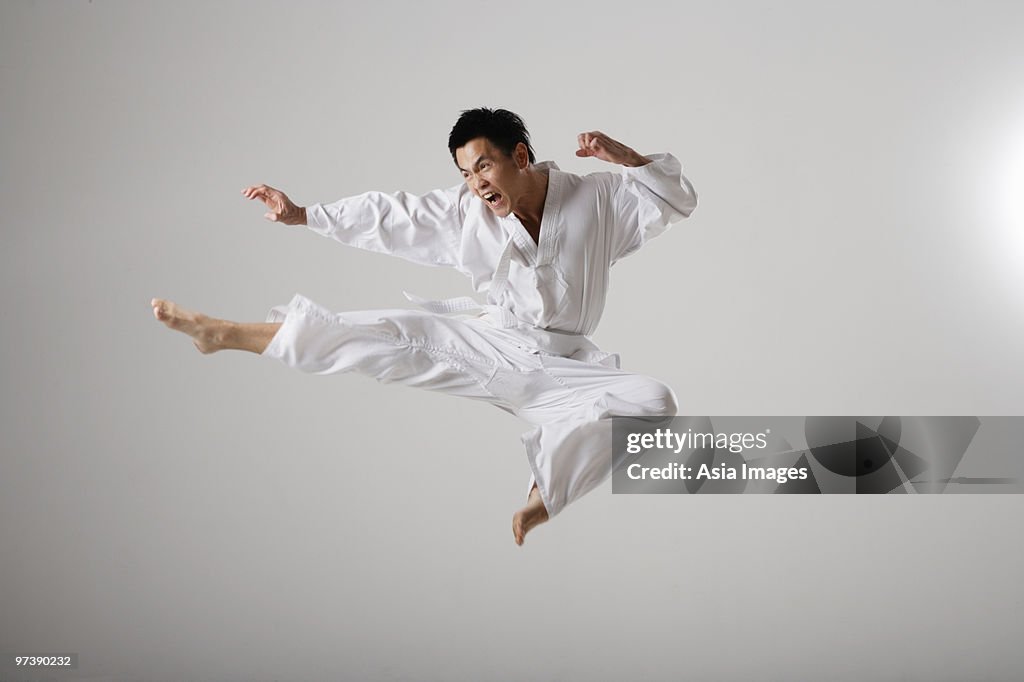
[{"x1": 152, "y1": 108, "x2": 697, "y2": 545}]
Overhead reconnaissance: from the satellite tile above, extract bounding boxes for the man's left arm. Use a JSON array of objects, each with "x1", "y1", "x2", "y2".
[
  {"x1": 576, "y1": 130, "x2": 652, "y2": 168},
  {"x1": 577, "y1": 131, "x2": 698, "y2": 262}
]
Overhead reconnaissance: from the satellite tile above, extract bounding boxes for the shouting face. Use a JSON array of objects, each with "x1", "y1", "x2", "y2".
[{"x1": 455, "y1": 137, "x2": 531, "y2": 218}]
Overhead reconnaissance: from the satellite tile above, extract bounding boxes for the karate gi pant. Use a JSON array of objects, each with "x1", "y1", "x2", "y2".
[{"x1": 261, "y1": 294, "x2": 678, "y2": 517}]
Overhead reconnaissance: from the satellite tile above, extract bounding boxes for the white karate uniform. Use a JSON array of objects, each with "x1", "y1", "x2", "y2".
[{"x1": 261, "y1": 153, "x2": 697, "y2": 517}]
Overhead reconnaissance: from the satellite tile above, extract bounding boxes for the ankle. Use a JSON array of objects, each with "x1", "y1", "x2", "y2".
[{"x1": 205, "y1": 318, "x2": 233, "y2": 350}]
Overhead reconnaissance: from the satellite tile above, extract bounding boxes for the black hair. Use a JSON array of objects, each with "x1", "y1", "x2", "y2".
[{"x1": 448, "y1": 107, "x2": 536, "y2": 165}]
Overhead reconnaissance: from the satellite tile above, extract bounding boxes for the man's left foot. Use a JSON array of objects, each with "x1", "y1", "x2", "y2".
[{"x1": 512, "y1": 485, "x2": 549, "y2": 546}]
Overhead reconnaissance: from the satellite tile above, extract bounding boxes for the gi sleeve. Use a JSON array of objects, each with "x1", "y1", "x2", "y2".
[
  {"x1": 609, "y1": 153, "x2": 698, "y2": 263},
  {"x1": 304, "y1": 185, "x2": 463, "y2": 268}
]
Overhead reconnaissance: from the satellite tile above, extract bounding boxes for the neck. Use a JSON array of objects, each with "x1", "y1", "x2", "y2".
[{"x1": 512, "y1": 166, "x2": 549, "y2": 233}]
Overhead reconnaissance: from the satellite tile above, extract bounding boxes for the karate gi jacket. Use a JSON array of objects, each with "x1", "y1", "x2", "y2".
[{"x1": 304, "y1": 153, "x2": 698, "y2": 366}]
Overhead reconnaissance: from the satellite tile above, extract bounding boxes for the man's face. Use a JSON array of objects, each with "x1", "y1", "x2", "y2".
[{"x1": 455, "y1": 137, "x2": 527, "y2": 218}]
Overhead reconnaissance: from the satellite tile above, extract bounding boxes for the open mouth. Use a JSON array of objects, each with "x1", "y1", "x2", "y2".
[{"x1": 483, "y1": 191, "x2": 503, "y2": 208}]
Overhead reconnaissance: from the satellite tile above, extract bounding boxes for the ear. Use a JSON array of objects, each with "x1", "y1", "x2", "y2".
[{"x1": 513, "y1": 142, "x2": 530, "y2": 169}]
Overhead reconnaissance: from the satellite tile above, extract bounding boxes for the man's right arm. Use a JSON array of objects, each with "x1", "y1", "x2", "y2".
[{"x1": 242, "y1": 183, "x2": 464, "y2": 269}]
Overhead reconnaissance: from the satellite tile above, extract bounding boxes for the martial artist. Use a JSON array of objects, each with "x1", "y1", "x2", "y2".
[{"x1": 152, "y1": 108, "x2": 697, "y2": 545}]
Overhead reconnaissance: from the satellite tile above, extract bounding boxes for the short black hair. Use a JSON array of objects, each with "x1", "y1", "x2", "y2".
[{"x1": 448, "y1": 107, "x2": 536, "y2": 165}]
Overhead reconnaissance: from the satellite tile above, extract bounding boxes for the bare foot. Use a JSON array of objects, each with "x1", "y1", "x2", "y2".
[
  {"x1": 512, "y1": 484, "x2": 549, "y2": 546},
  {"x1": 150, "y1": 298, "x2": 228, "y2": 354}
]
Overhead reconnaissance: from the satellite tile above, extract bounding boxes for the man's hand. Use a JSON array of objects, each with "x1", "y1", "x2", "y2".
[
  {"x1": 241, "y1": 184, "x2": 307, "y2": 225},
  {"x1": 575, "y1": 131, "x2": 650, "y2": 167}
]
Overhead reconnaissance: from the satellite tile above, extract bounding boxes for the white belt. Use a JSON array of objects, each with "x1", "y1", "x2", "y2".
[{"x1": 402, "y1": 235, "x2": 519, "y2": 328}]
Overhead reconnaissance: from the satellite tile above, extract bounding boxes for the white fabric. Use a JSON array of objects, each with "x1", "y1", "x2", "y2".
[
  {"x1": 304, "y1": 154, "x2": 697, "y2": 343},
  {"x1": 264, "y1": 154, "x2": 697, "y2": 517}
]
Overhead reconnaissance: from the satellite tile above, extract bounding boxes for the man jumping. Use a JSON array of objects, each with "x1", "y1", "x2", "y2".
[{"x1": 152, "y1": 108, "x2": 697, "y2": 545}]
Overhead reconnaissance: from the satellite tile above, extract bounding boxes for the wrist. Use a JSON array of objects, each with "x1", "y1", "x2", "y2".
[{"x1": 622, "y1": 151, "x2": 651, "y2": 168}]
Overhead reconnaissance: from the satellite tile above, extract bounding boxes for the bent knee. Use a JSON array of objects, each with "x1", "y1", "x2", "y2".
[
  {"x1": 647, "y1": 381, "x2": 678, "y2": 417},
  {"x1": 615, "y1": 378, "x2": 678, "y2": 418}
]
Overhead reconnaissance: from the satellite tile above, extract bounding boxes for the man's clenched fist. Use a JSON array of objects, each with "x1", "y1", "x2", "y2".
[{"x1": 575, "y1": 131, "x2": 650, "y2": 168}]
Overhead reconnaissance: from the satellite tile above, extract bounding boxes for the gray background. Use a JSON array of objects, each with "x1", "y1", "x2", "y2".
[{"x1": 2, "y1": 1, "x2": 1023, "y2": 680}]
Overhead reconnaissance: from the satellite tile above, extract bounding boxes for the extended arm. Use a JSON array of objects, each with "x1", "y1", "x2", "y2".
[{"x1": 242, "y1": 183, "x2": 463, "y2": 268}]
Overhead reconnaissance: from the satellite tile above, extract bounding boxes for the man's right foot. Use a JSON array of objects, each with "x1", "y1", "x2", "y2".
[{"x1": 150, "y1": 298, "x2": 227, "y2": 354}]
